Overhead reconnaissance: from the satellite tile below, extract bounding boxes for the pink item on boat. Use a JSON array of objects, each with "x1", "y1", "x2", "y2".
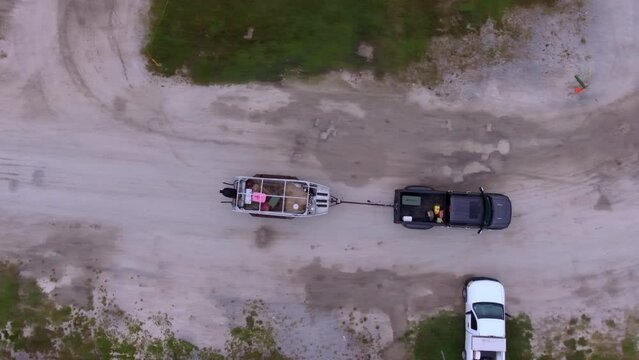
[{"x1": 252, "y1": 192, "x2": 267, "y2": 203}]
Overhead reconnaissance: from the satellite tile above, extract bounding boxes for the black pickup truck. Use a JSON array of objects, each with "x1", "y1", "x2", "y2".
[{"x1": 393, "y1": 186, "x2": 511, "y2": 233}]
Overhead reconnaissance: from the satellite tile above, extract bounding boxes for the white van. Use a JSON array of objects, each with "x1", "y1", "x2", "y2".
[{"x1": 463, "y1": 277, "x2": 506, "y2": 360}]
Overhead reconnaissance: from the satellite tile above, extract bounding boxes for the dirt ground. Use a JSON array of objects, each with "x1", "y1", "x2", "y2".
[{"x1": 1, "y1": 0, "x2": 639, "y2": 359}]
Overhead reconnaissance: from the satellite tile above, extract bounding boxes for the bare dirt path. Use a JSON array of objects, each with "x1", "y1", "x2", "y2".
[{"x1": 1, "y1": 0, "x2": 638, "y2": 358}]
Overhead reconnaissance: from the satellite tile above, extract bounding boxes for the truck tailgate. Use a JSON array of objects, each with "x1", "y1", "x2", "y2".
[{"x1": 472, "y1": 336, "x2": 506, "y2": 352}]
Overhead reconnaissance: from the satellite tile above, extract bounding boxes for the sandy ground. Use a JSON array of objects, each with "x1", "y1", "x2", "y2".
[{"x1": 1, "y1": 0, "x2": 639, "y2": 358}]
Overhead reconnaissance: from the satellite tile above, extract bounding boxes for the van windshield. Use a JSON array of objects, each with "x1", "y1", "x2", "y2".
[{"x1": 473, "y1": 302, "x2": 504, "y2": 319}]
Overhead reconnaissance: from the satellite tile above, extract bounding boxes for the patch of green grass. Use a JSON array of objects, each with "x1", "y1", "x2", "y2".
[
  {"x1": 458, "y1": 0, "x2": 517, "y2": 28},
  {"x1": 507, "y1": 314, "x2": 534, "y2": 359},
  {"x1": 411, "y1": 311, "x2": 464, "y2": 360},
  {"x1": 146, "y1": 0, "x2": 558, "y2": 83},
  {"x1": 577, "y1": 336, "x2": 589, "y2": 347},
  {"x1": 539, "y1": 315, "x2": 639, "y2": 360},
  {"x1": 227, "y1": 313, "x2": 290, "y2": 360},
  {"x1": 95, "y1": 328, "x2": 114, "y2": 358},
  {"x1": 565, "y1": 350, "x2": 587, "y2": 360},
  {"x1": 0, "y1": 261, "x2": 227, "y2": 359},
  {"x1": 621, "y1": 333, "x2": 638, "y2": 357},
  {"x1": 537, "y1": 355, "x2": 556, "y2": 360},
  {"x1": 0, "y1": 261, "x2": 67, "y2": 354},
  {"x1": 564, "y1": 337, "x2": 579, "y2": 352},
  {"x1": 146, "y1": 339, "x2": 165, "y2": 357},
  {"x1": 410, "y1": 311, "x2": 535, "y2": 360},
  {"x1": 0, "y1": 262, "x2": 22, "y2": 323},
  {"x1": 165, "y1": 336, "x2": 197, "y2": 358}
]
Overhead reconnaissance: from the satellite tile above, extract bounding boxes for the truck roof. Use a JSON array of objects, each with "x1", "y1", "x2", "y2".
[{"x1": 449, "y1": 194, "x2": 484, "y2": 226}]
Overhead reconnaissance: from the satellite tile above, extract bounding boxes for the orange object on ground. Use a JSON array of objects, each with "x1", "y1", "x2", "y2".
[{"x1": 575, "y1": 87, "x2": 583, "y2": 94}]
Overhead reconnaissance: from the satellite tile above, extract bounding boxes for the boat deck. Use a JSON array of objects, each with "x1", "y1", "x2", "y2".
[{"x1": 236, "y1": 177, "x2": 311, "y2": 215}]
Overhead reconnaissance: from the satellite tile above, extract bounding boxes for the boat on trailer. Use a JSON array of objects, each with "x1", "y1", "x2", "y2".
[{"x1": 220, "y1": 174, "x2": 333, "y2": 218}]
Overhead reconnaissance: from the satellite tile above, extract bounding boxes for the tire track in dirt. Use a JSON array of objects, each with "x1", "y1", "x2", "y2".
[
  {"x1": 54, "y1": 0, "x2": 255, "y2": 148},
  {"x1": 506, "y1": 95, "x2": 639, "y2": 206},
  {"x1": 0, "y1": 0, "x2": 16, "y2": 30},
  {"x1": 57, "y1": 0, "x2": 100, "y2": 102},
  {"x1": 106, "y1": 0, "x2": 129, "y2": 83}
]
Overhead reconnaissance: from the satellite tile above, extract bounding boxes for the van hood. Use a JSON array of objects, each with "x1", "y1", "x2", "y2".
[{"x1": 467, "y1": 280, "x2": 505, "y2": 304}]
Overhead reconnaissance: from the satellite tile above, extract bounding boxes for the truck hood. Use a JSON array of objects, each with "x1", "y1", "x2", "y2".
[
  {"x1": 478, "y1": 318, "x2": 506, "y2": 337},
  {"x1": 488, "y1": 194, "x2": 512, "y2": 229}
]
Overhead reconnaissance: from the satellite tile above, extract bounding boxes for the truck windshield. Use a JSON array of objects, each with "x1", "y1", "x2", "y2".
[
  {"x1": 482, "y1": 196, "x2": 493, "y2": 227},
  {"x1": 473, "y1": 302, "x2": 504, "y2": 319}
]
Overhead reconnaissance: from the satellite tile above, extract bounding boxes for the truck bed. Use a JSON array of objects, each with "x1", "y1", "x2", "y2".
[{"x1": 394, "y1": 189, "x2": 448, "y2": 225}]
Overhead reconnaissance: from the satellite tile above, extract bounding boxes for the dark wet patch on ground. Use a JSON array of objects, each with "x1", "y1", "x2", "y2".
[
  {"x1": 296, "y1": 261, "x2": 464, "y2": 339},
  {"x1": 254, "y1": 225, "x2": 276, "y2": 248},
  {"x1": 0, "y1": 0, "x2": 15, "y2": 29},
  {"x1": 594, "y1": 193, "x2": 612, "y2": 211},
  {"x1": 20, "y1": 220, "x2": 119, "y2": 307}
]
